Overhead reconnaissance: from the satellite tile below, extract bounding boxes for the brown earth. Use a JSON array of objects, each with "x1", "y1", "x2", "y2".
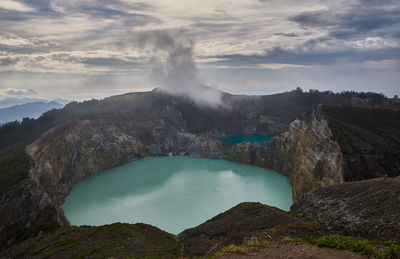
[{"x1": 218, "y1": 242, "x2": 372, "y2": 259}]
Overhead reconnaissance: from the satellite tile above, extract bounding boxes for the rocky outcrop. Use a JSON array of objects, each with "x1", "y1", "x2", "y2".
[
  {"x1": 266, "y1": 113, "x2": 344, "y2": 202},
  {"x1": 178, "y1": 202, "x2": 311, "y2": 257},
  {"x1": 291, "y1": 178, "x2": 400, "y2": 244},
  {"x1": 0, "y1": 178, "x2": 67, "y2": 248},
  {"x1": 227, "y1": 112, "x2": 344, "y2": 203}
]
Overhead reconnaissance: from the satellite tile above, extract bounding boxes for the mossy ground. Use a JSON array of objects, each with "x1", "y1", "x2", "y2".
[
  {"x1": 311, "y1": 234, "x2": 400, "y2": 259},
  {"x1": 2, "y1": 223, "x2": 180, "y2": 259}
]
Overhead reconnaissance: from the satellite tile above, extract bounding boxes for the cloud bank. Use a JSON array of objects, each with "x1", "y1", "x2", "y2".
[
  {"x1": 0, "y1": 88, "x2": 36, "y2": 96},
  {"x1": 0, "y1": 0, "x2": 399, "y2": 99}
]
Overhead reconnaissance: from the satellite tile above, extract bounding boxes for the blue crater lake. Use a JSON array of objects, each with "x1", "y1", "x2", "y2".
[
  {"x1": 62, "y1": 156, "x2": 292, "y2": 234},
  {"x1": 220, "y1": 134, "x2": 277, "y2": 145}
]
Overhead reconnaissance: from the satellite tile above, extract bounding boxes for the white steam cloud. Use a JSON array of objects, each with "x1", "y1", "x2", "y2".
[{"x1": 132, "y1": 30, "x2": 222, "y2": 107}]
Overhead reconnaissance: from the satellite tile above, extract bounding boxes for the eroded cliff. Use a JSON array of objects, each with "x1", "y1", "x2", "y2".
[
  {"x1": 267, "y1": 113, "x2": 344, "y2": 202},
  {"x1": 227, "y1": 112, "x2": 344, "y2": 203},
  {"x1": 291, "y1": 177, "x2": 400, "y2": 245}
]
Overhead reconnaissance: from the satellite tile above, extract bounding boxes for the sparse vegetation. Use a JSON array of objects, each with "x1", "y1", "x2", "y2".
[
  {"x1": 33, "y1": 238, "x2": 81, "y2": 255},
  {"x1": 3, "y1": 223, "x2": 181, "y2": 258},
  {"x1": 212, "y1": 245, "x2": 247, "y2": 258},
  {"x1": 312, "y1": 234, "x2": 376, "y2": 256},
  {"x1": 321, "y1": 105, "x2": 400, "y2": 180},
  {"x1": 245, "y1": 241, "x2": 273, "y2": 247},
  {"x1": 380, "y1": 244, "x2": 400, "y2": 259},
  {"x1": 76, "y1": 248, "x2": 102, "y2": 259},
  {"x1": 311, "y1": 234, "x2": 400, "y2": 259}
]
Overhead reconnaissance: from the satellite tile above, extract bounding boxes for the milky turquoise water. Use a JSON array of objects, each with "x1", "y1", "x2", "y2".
[
  {"x1": 220, "y1": 134, "x2": 277, "y2": 145},
  {"x1": 62, "y1": 156, "x2": 292, "y2": 234}
]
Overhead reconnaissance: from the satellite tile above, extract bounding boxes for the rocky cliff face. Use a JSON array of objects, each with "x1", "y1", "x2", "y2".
[
  {"x1": 227, "y1": 112, "x2": 344, "y2": 203},
  {"x1": 291, "y1": 178, "x2": 400, "y2": 245},
  {"x1": 266, "y1": 113, "x2": 344, "y2": 202},
  {"x1": 0, "y1": 177, "x2": 67, "y2": 247},
  {"x1": 321, "y1": 105, "x2": 400, "y2": 181}
]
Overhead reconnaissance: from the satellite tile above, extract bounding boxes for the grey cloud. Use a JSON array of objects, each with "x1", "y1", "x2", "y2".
[
  {"x1": 0, "y1": 88, "x2": 36, "y2": 96},
  {"x1": 46, "y1": 0, "x2": 154, "y2": 19},
  {"x1": 290, "y1": 11, "x2": 330, "y2": 27},
  {"x1": 0, "y1": 35, "x2": 59, "y2": 50},
  {"x1": 82, "y1": 57, "x2": 144, "y2": 70},
  {"x1": 0, "y1": 9, "x2": 32, "y2": 21},
  {"x1": 273, "y1": 33, "x2": 298, "y2": 37},
  {"x1": 211, "y1": 46, "x2": 400, "y2": 66},
  {"x1": 0, "y1": 57, "x2": 20, "y2": 66},
  {"x1": 20, "y1": 0, "x2": 55, "y2": 13},
  {"x1": 290, "y1": 0, "x2": 400, "y2": 40}
]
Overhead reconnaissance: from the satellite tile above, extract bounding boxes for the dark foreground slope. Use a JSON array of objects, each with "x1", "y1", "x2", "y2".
[
  {"x1": 1, "y1": 203, "x2": 318, "y2": 258},
  {"x1": 3, "y1": 201, "x2": 399, "y2": 258},
  {"x1": 178, "y1": 202, "x2": 310, "y2": 257},
  {"x1": 321, "y1": 106, "x2": 400, "y2": 181},
  {"x1": 0, "y1": 203, "x2": 299, "y2": 258},
  {"x1": 292, "y1": 178, "x2": 400, "y2": 245},
  {"x1": 2, "y1": 223, "x2": 180, "y2": 258}
]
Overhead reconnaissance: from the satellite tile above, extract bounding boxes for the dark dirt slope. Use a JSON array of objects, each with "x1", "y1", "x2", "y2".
[
  {"x1": 1, "y1": 223, "x2": 180, "y2": 259},
  {"x1": 217, "y1": 242, "x2": 371, "y2": 259},
  {"x1": 1, "y1": 202, "x2": 320, "y2": 258},
  {"x1": 178, "y1": 202, "x2": 311, "y2": 257},
  {"x1": 4, "y1": 201, "x2": 398, "y2": 258},
  {"x1": 291, "y1": 177, "x2": 400, "y2": 245},
  {"x1": 321, "y1": 105, "x2": 400, "y2": 181}
]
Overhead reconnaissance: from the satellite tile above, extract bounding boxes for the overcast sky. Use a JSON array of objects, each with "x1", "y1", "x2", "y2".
[{"x1": 0, "y1": 0, "x2": 399, "y2": 100}]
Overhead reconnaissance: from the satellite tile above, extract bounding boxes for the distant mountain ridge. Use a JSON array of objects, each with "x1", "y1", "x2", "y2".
[
  {"x1": 0, "y1": 97, "x2": 71, "y2": 109},
  {"x1": 0, "y1": 101, "x2": 64, "y2": 125}
]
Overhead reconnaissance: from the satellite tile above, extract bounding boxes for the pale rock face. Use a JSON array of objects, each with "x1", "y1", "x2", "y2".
[
  {"x1": 226, "y1": 112, "x2": 344, "y2": 202},
  {"x1": 267, "y1": 112, "x2": 344, "y2": 202}
]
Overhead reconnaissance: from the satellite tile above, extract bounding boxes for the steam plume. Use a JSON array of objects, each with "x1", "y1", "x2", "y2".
[{"x1": 133, "y1": 30, "x2": 222, "y2": 107}]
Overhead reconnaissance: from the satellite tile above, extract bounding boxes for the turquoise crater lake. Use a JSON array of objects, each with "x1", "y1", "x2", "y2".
[
  {"x1": 220, "y1": 134, "x2": 277, "y2": 145},
  {"x1": 62, "y1": 157, "x2": 292, "y2": 234}
]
